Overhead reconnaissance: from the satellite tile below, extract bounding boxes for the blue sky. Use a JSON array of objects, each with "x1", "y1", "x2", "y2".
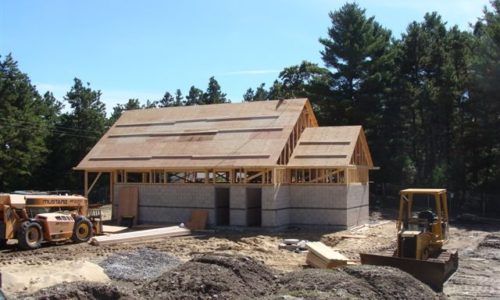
[{"x1": 1, "y1": 0, "x2": 492, "y2": 115}]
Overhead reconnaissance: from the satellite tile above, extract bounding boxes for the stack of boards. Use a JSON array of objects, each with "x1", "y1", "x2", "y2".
[
  {"x1": 90, "y1": 225, "x2": 190, "y2": 246},
  {"x1": 306, "y1": 241, "x2": 349, "y2": 269}
]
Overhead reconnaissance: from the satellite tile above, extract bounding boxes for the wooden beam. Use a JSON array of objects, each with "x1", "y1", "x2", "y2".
[
  {"x1": 246, "y1": 171, "x2": 264, "y2": 182},
  {"x1": 84, "y1": 170, "x2": 88, "y2": 197},
  {"x1": 90, "y1": 226, "x2": 191, "y2": 246},
  {"x1": 87, "y1": 172, "x2": 103, "y2": 195},
  {"x1": 110, "y1": 171, "x2": 114, "y2": 205}
]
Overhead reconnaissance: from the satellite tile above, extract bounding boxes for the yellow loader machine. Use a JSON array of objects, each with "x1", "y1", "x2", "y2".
[
  {"x1": 360, "y1": 189, "x2": 458, "y2": 291},
  {"x1": 0, "y1": 193, "x2": 103, "y2": 250}
]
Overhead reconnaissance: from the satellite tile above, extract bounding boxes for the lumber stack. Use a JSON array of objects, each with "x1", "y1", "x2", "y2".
[
  {"x1": 90, "y1": 225, "x2": 190, "y2": 246},
  {"x1": 306, "y1": 241, "x2": 348, "y2": 269}
]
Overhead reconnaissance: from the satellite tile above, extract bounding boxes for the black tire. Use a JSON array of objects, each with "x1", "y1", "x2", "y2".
[
  {"x1": 17, "y1": 221, "x2": 43, "y2": 250},
  {"x1": 71, "y1": 217, "x2": 93, "y2": 243}
]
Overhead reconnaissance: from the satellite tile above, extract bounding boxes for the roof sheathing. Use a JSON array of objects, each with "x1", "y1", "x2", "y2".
[
  {"x1": 287, "y1": 126, "x2": 373, "y2": 168},
  {"x1": 75, "y1": 99, "x2": 309, "y2": 170}
]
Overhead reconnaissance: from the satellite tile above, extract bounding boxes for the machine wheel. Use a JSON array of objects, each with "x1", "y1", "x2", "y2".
[
  {"x1": 71, "y1": 217, "x2": 93, "y2": 243},
  {"x1": 17, "y1": 221, "x2": 43, "y2": 250}
]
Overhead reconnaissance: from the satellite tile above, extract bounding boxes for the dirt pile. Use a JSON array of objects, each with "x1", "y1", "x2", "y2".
[
  {"x1": 275, "y1": 265, "x2": 438, "y2": 300},
  {"x1": 18, "y1": 253, "x2": 441, "y2": 300},
  {"x1": 139, "y1": 253, "x2": 277, "y2": 299},
  {"x1": 18, "y1": 282, "x2": 132, "y2": 300},
  {"x1": 478, "y1": 234, "x2": 500, "y2": 250},
  {"x1": 99, "y1": 247, "x2": 181, "y2": 281}
]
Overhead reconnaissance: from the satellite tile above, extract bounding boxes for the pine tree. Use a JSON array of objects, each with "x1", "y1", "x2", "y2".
[
  {"x1": 174, "y1": 89, "x2": 184, "y2": 106},
  {"x1": 159, "y1": 91, "x2": 175, "y2": 107},
  {"x1": 466, "y1": 0, "x2": 500, "y2": 197},
  {"x1": 185, "y1": 86, "x2": 203, "y2": 106},
  {"x1": 319, "y1": 3, "x2": 395, "y2": 188},
  {"x1": 202, "y1": 77, "x2": 228, "y2": 104},
  {"x1": 109, "y1": 98, "x2": 141, "y2": 125},
  {"x1": 319, "y1": 3, "x2": 393, "y2": 126},
  {"x1": 0, "y1": 54, "x2": 52, "y2": 190},
  {"x1": 49, "y1": 78, "x2": 107, "y2": 190}
]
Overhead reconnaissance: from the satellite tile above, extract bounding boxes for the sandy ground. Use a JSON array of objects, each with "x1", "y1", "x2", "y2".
[
  {"x1": 2, "y1": 261, "x2": 109, "y2": 295},
  {"x1": 1, "y1": 209, "x2": 499, "y2": 299}
]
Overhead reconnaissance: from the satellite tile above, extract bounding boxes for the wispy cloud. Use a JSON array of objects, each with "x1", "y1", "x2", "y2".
[{"x1": 221, "y1": 69, "x2": 281, "y2": 76}]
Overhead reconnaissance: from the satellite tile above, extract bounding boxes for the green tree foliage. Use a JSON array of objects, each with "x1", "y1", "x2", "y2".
[
  {"x1": 394, "y1": 13, "x2": 474, "y2": 195},
  {"x1": 202, "y1": 77, "x2": 228, "y2": 104},
  {"x1": 244, "y1": 83, "x2": 269, "y2": 101},
  {"x1": 319, "y1": 3, "x2": 396, "y2": 187},
  {"x1": 142, "y1": 99, "x2": 158, "y2": 108},
  {"x1": 158, "y1": 89, "x2": 184, "y2": 107},
  {"x1": 465, "y1": 0, "x2": 500, "y2": 196},
  {"x1": 185, "y1": 86, "x2": 203, "y2": 105},
  {"x1": 109, "y1": 98, "x2": 141, "y2": 125},
  {"x1": 47, "y1": 78, "x2": 107, "y2": 190},
  {"x1": 242, "y1": 62, "x2": 329, "y2": 104},
  {"x1": 0, "y1": 54, "x2": 53, "y2": 190},
  {"x1": 174, "y1": 89, "x2": 184, "y2": 106},
  {"x1": 158, "y1": 91, "x2": 175, "y2": 107},
  {"x1": 319, "y1": 3, "x2": 394, "y2": 126},
  {"x1": 243, "y1": 88, "x2": 256, "y2": 101}
]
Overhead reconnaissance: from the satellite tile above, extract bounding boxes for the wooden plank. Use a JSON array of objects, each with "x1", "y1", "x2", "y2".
[
  {"x1": 186, "y1": 210, "x2": 209, "y2": 230},
  {"x1": 118, "y1": 186, "x2": 139, "y2": 226},
  {"x1": 84, "y1": 170, "x2": 88, "y2": 197},
  {"x1": 340, "y1": 234, "x2": 368, "y2": 239},
  {"x1": 102, "y1": 225, "x2": 128, "y2": 233},
  {"x1": 306, "y1": 251, "x2": 345, "y2": 269},
  {"x1": 87, "y1": 172, "x2": 102, "y2": 195},
  {"x1": 90, "y1": 226, "x2": 191, "y2": 245},
  {"x1": 306, "y1": 241, "x2": 348, "y2": 269}
]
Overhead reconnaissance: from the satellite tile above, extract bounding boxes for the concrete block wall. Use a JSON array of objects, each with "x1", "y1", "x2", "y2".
[
  {"x1": 113, "y1": 182, "x2": 369, "y2": 229},
  {"x1": 114, "y1": 184, "x2": 216, "y2": 225},
  {"x1": 287, "y1": 185, "x2": 347, "y2": 227},
  {"x1": 261, "y1": 185, "x2": 290, "y2": 227},
  {"x1": 287, "y1": 184, "x2": 369, "y2": 228},
  {"x1": 345, "y1": 183, "x2": 370, "y2": 227},
  {"x1": 229, "y1": 186, "x2": 247, "y2": 226}
]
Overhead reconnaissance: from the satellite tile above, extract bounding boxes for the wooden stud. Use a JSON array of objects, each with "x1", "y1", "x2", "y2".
[
  {"x1": 110, "y1": 171, "x2": 114, "y2": 204},
  {"x1": 84, "y1": 170, "x2": 89, "y2": 197},
  {"x1": 87, "y1": 172, "x2": 103, "y2": 195}
]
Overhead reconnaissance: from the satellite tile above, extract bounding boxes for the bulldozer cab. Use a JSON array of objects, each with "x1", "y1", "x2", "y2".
[{"x1": 397, "y1": 189, "x2": 449, "y2": 244}]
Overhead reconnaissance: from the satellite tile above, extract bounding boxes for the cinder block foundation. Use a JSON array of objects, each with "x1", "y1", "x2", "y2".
[{"x1": 113, "y1": 183, "x2": 369, "y2": 229}]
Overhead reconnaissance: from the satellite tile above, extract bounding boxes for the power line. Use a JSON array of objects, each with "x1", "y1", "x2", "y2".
[
  {"x1": 0, "y1": 116, "x2": 108, "y2": 135},
  {"x1": 0, "y1": 121, "x2": 102, "y2": 139}
]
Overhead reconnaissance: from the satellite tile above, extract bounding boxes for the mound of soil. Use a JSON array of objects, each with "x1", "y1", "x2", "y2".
[
  {"x1": 99, "y1": 247, "x2": 181, "y2": 281},
  {"x1": 19, "y1": 253, "x2": 440, "y2": 300},
  {"x1": 478, "y1": 234, "x2": 500, "y2": 250},
  {"x1": 139, "y1": 253, "x2": 277, "y2": 299},
  {"x1": 20, "y1": 282, "x2": 132, "y2": 300},
  {"x1": 275, "y1": 265, "x2": 437, "y2": 300}
]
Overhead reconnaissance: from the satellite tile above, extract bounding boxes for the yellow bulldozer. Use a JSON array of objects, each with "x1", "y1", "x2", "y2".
[
  {"x1": 0, "y1": 192, "x2": 102, "y2": 250},
  {"x1": 360, "y1": 188, "x2": 458, "y2": 291}
]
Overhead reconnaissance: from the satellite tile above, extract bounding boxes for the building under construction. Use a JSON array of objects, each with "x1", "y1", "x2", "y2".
[{"x1": 75, "y1": 99, "x2": 374, "y2": 229}]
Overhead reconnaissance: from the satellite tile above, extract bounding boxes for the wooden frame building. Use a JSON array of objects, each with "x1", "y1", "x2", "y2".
[{"x1": 75, "y1": 99, "x2": 374, "y2": 228}]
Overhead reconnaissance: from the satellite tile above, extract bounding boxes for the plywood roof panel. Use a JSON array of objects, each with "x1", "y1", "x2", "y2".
[
  {"x1": 287, "y1": 126, "x2": 374, "y2": 168},
  {"x1": 76, "y1": 99, "x2": 310, "y2": 170}
]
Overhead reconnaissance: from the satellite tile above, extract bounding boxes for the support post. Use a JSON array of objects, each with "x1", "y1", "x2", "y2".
[{"x1": 84, "y1": 170, "x2": 89, "y2": 197}]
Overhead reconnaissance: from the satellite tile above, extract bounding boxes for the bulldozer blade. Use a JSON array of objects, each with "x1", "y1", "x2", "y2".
[{"x1": 360, "y1": 250, "x2": 458, "y2": 292}]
